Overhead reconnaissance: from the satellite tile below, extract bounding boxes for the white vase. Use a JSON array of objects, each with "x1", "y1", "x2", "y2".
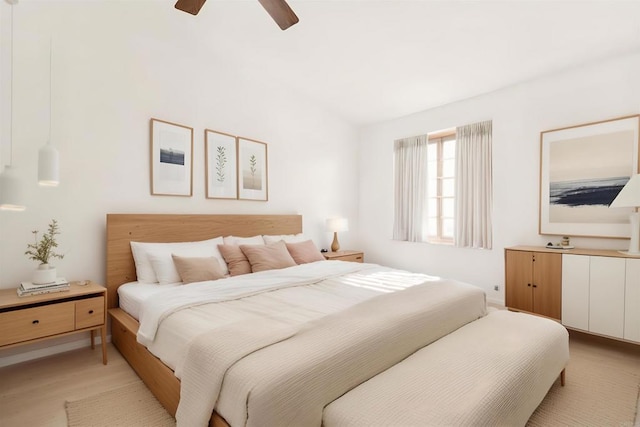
[{"x1": 33, "y1": 264, "x2": 57, "y2": 285}]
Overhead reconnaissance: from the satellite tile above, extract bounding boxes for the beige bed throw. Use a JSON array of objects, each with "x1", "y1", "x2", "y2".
[{"x1": 177, "y1": 279, "x2": 487, "y2": 427}]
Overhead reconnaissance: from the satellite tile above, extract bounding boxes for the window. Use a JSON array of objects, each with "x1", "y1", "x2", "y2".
[
  {"x1": 426, "y1": 130, "x2": 456, "y2": 244},
  {"x1": 393, "y1": 120, "x2": 491, "y2": 248}
]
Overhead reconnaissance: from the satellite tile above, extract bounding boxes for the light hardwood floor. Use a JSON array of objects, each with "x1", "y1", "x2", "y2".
[
  {"x1": 0, "y1": 344, "x2": 136, "y2": 427},
  {"x1": 1, "y1": 335, "x2": 639, "y2": 427}
]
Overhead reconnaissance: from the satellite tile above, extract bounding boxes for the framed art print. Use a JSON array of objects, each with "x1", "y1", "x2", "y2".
[
  {"x1": 150, "y1": 118, "x2": 193, "y2": 196},
  {"x1": 205, "y1": 129, "x2": 238, "y2": 199},
  {"x1": 539, "y1": 115, "x2": 640, "y2": 237},
  {"x1": 237, "y1": 137, "x2": 268, "y2": 201}
]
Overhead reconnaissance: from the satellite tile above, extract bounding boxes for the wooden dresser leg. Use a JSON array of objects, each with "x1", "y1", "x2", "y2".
[
  {"x1": 90, "y1": 330, "x2": 95, "y2": 349},
  {"x1": 560, "y1": 369, "x2": 566, "y2": 386},
  {"x1": 100, "y1": 326, "x2": 108, "y2": 365}
]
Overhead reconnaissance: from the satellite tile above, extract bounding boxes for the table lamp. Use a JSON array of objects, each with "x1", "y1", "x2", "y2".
[
  {"x1": 610, "y1": 174, "x2": 640, "y2": 256},
  {"x1": 326, "y1": 218, "x2": 348, "y2": 252}
]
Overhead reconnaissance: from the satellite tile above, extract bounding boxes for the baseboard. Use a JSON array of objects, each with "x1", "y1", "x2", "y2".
[
  {"x1": 0, "y1": 334, "x2": 111, "y2": 368},
  {"x1": 486, "y1": 297, "x2": 505, "y2": 307}
]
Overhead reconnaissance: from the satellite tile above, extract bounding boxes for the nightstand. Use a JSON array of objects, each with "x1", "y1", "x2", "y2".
[
  {"x1": 323, "y1": 250, "x2": 364, "y2": 263},
  {"x1": 0, "y1": 281, "x2": 108, "y2": 364}
]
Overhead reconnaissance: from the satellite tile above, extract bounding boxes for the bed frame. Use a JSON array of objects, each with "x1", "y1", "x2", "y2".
[{"x1": 106, "y1": 213, "x2": 303, "y2": 427}]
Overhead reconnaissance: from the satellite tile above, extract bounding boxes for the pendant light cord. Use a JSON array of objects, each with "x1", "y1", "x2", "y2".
[
  {"x1": 8, "y1": 3, "x2": 14, "y2": 166},
  {"x1": 49, "y1": 37, "x2": 52, "y2": 144}
]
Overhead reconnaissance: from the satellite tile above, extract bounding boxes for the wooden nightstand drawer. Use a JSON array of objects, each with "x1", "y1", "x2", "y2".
[
  {"x1": 0, "y1": 301, "x2": 75, "y2": 346},
  {"x1": 75, "y1": 297, "x2": 105, "y2": 329},
  {"x1": 336, "y1": 254, "x2": 364, "y2": 262},
  {"x1": 323, "y1": 250, "x2": 364, "y2": 263}
]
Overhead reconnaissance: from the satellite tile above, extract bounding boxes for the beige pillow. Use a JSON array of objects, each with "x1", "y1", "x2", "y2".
[
  {"x1": 240, "y1": 241, "x2": 297, "y2": 273},
  {"x1": 171, "y1": 255, "x2": 226, "y2": 284},
  {"x1": 286, "y1": 240, "x2": 325, "y2": 264},
  {"x1": 218, "y1": 245, "x2": 252, "y2": 276}
]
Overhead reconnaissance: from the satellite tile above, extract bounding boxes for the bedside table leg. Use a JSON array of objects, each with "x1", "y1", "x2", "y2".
[
  {"x1": 90, "y1": 330, "x2": 95, "y2": 349},
  {"x1": 100, "y1": 326, "x2": 108, "y2": 365}
]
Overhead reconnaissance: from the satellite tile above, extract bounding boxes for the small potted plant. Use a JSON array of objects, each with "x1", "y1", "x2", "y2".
[{"x1": 25, "y1": 219, "x2": 64, "y2": 284}]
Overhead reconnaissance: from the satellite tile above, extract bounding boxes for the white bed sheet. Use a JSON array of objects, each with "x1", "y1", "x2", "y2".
[
  {"x1": 143, "y1": 262, "x2": 444, "y2": 378},
  {"x1": 117, "y1": 281, "x2": 181, "y2": 320}
]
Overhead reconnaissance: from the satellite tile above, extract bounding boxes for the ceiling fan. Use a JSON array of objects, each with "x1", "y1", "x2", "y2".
[{"x1": 174, "y1": 0, "x2": 299, "y2": 30}]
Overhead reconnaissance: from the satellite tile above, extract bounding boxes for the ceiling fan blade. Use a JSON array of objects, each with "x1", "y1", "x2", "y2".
[
  {"x1": 175, "y1": 0, "x2": 207, "y2": 16},
  {"x1": 257, "y1": 0, "x2": 299, "y2": 30}
]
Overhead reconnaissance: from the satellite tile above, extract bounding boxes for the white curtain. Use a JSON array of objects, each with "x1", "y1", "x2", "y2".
[
  {"x1": 455, "y1": 120, "x2": 493, "y2": 249},
  {"x1": 393, "y1": 135, "x2": 428, "y2": 242}
]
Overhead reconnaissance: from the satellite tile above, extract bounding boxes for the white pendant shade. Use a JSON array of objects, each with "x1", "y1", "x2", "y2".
[
  {"x1": 0, "y1": 165, "x2": 26, "y2": 211},
  {"x1": 38, "y1": 142, "x2": 59, "y2": 187},
  {"x1": 1, "y1": 2, "x2": 25, "y2": 211}
]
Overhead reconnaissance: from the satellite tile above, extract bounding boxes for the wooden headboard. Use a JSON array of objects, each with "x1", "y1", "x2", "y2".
[{"x1": 105, "y1": 214, "x2": 303, "y2": 309}]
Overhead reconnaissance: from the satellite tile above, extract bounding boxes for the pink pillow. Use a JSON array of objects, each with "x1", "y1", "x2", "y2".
[
  {"x1": 171, "y1": 255, "x2": 226, "y2": 284},
  {"x1": 240, "y1": 241, "x2": 297, "y2": 273},
  {"x1": 285, "y1": 240, "x2": 325, "y2": 264},
  {"x1": 218, "y1": 245, "x2": 252, "y2": 276}
]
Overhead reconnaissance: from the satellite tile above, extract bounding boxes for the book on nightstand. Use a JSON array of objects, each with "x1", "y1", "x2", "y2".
[{"x1": 17, "y1": 278, "x2": 70, "y2": 297}]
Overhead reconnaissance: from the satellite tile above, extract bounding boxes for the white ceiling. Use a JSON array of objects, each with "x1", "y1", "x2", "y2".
[
  {"x1": 142, "y1": 1, "x2": 640, "y2": 125},
  {"x1": 184, "y1": 0, "x2": 640, "y2": 126}
]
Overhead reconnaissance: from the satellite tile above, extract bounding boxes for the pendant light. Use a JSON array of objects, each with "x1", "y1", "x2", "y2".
[
  {"x1": 38, "y1": 38, "x2": 59, "y2": 186},
  {"x1": 0, "y1": 0, "x2": 25, "y2": 211}
]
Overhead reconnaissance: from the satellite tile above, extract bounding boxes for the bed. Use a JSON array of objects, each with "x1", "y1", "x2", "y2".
[{"x1": 106, "y1": 213, "x2": 569, "y2": 427}]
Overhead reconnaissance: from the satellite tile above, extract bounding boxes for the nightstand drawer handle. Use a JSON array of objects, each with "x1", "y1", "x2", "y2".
[
  {"x1": 32, "y1": 320, "x2": 39, "y2": 325},
  {"x1": 89, "y1": 310, "x2": 94, "y2": 314}
]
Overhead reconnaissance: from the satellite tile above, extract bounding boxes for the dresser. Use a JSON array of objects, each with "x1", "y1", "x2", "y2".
[{"x1": 505, "y1": 246, "x2": 640, "y2": 343}]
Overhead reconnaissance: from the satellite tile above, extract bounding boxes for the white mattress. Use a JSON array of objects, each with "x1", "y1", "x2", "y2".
[{"x1": 117, "y1": 281, "x2": 181, "y2": 320}]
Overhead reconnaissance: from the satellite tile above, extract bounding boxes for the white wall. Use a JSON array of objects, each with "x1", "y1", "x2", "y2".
[
  {"x1": 0, "y1": 0, "x2": 10, "y2": 177},
  {"x1": 0, "y1": 2, "x2": 359, "y2": 364},
  {"x1": 358, "y1": 52, "x2": 640, "y2": 304}
]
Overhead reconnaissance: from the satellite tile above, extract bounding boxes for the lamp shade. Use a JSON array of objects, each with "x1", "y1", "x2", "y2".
[
  {"x1": 38, "y1": 141, "x2": 59, "y2": 186},
  {"x1": 0, "y1": 165, "x2": 26, "y2": 211},
  {"x1": 610, "y1": 174, "x2": 640, "y2": 208},
  {"x1": 326, "y1": 218, "x2": 348, "y2": 232},
  {"x1": 610, "y1": 174, "x2": 640, "y2": 256}
]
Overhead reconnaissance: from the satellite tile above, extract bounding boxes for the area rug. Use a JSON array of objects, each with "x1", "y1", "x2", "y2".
[
  {"x1": 65, "y1": 380, "x2": 175, "y2": 427},
  {"x1": 66, "y1": 337, "x2": 639, "y2": 427},
  {"x1": 528, "y1": 336, "x2": 640, "y2": 426}
]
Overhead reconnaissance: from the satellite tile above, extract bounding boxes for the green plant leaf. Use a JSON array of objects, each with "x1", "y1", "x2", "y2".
[{"x1": 25, "y1": 219, "x2": 64, "y2": 265}]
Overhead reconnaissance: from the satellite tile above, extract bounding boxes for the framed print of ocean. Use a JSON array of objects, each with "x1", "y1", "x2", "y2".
[
  {"x1": 150, "y1": 118, "x2": 193, "y2": 197},
  {"x1": 539, "y1": 115, "x2": 640, "y2": 237}
]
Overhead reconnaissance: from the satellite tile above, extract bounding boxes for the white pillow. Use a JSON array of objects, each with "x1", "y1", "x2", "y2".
[
  {"x1": 223, "y1": 235, "x2": 265, "y2": 246},
  {"x1": 262, "y1": 233, "x2": 306, "y2": 244},
  {"x1": 130, "y1": 241, "x2": 159, "y2": 284},
  {"x1": 131, "y1": 237, "x2": 226, "y2": 284}
]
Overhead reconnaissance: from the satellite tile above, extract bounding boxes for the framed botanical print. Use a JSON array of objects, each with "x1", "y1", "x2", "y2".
[
  {"x1": 237, "y1": 137, "x2": 268, "y2": 201},
  {"x1": 539, "y1": 115, "x2": 640, "y2": 237},
  {"x1": 150, "y1": 118, "x2": 193, "y2": 196},
  {"x1": 205, "y1": 129, "x2": 238, "y2": 199}
]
